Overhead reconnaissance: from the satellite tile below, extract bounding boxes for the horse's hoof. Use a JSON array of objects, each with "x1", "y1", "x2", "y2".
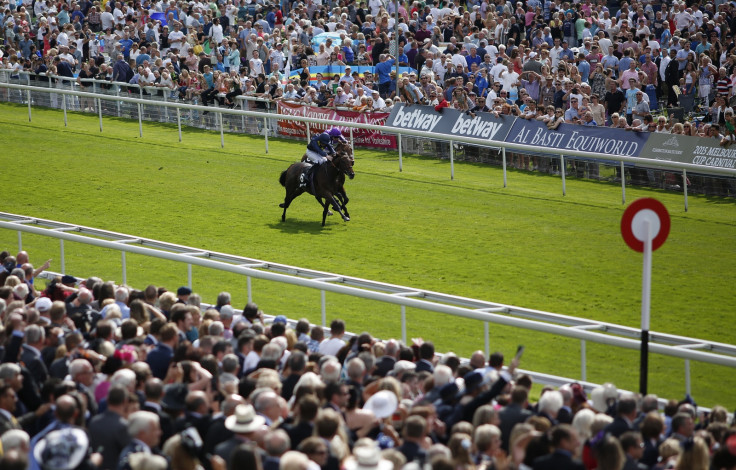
[
  {"x1": 343, "y1": 216, "x2": 350, "y2": 222},
  {"x1": 279, "y1": 203, "x2": 285, "y2": 208},
  {"x1": 327, "y1": 211, "x2": 333, "y2": 216}
]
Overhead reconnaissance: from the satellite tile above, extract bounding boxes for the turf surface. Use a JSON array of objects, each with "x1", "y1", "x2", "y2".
[{"x1": 1, "y1": 102, "x2": 734, "y2": 407}]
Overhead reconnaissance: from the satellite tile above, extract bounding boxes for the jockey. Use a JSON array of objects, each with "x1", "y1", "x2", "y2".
[{"x1": 300, "y1": 127, "x2": 344, "y2": 188}]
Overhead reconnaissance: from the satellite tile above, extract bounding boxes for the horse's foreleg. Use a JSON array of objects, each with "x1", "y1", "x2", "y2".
[
  {"x1": 337, "y1": 189, "x2": 349, "y2": 218},
  {"x1": 327, "y1": 195, "x2": 350, "y2": 222}
]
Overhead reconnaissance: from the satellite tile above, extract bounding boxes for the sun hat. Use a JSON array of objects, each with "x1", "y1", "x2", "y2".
[
  {"x1": 344, "y1": 444, "x2": 394, "y2": 470},
  {"x1": 34, "y1": 428, "x2": 89, "y2": 470},
  {"x1": 225, "y1": 404, "x2": 266, "y2": 433},
  {"x1": 363, "y1": 390, "x2": 398, "y2": 419}
]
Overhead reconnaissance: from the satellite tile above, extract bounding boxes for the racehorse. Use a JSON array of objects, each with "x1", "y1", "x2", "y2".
[{"x1": 279, "y1": 141, "x2": 355, "y2": 226}]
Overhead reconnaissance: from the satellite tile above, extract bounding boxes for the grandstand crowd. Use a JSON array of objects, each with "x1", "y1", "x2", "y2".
[
  {"x1": 0, "y1": 248, "x2": 735, "y2": 470},
  {"x1": 4, "y1": 0, "x2": 736, "y2": 137}
]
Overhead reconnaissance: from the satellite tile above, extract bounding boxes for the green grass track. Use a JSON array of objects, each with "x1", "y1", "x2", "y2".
[{"x1": 0, "y1": 102, "x2": 734, "y2": 407}]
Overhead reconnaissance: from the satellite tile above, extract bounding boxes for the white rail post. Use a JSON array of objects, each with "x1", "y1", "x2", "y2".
[
  {"x1": 450, "y1": 141, "x2": 455, "y2": 180},
  {"x1": 177, "y1": 108, "x2": 182, "y2": 142},
  {"x1": 502, "y1": 147, "x2": 507, "y2": 187},
  {"x1": 62, "y1": 91, "x2": 68, "y2": 126},
  {"x1": 621, "y1": 161, "x2": 626, "y2": 205},
  {"x1": 220, "y1": 112, "x2": 225, "y2": 148},
  {"x1": 122, "y1": 252, "x2": 127, "y2": 285},
  {"x1": 138, "y1": 103, "x2": 143, "y2": 137},
  {"x1": 306, "y1": 123, "x2": 311, "y2": 142},
  {"x1": 27, "y1": 90, "x2": 32, "y2": 121},
  {"x1": 60, "y1": 239, "x2": 65, "y2": 274},
  {"x1": 321, "y1": 290, "x2": 327, "y2": 327},
  {"x1": 349, "y1": 126, "x2": 354, "y2": 153},
  {"x1": 264, "y1": 117, "x2": 269, "y2": 154},
  {"x1": 581, "y1": 340, "x2": 587, "y2": 381},
  {"x1": 247, "y1": 276, "x2": 252, "y2": 303},
  {"x1": 560, "y1": 154, "x2": 566, "y2": 196},
  {"x1": 17, "y1": 231, "x2": 22, "y2": 251},
  {"x1": 116, "y1": 87, "x2": 121, "y2": 117},
  {"x1": 187, "y1": 263, "x2": 192, "y2": 289},
  {"x1": 683, "y1": 170, "x2": 689, "y2": 212},
  {"x1": 685, "y1": 359, "x2": 691, "y2": 396},
  {"x1": 398, "y1": 133, "x2": 403, "y2": 172},
  {"x1": 401, "y1": 305, "x2": 407, "y2": 344},
  {"x1": 484, "y1": 322, "x2": 489, "y2": 357},
  {"x1": 98, "y1": 99, "x2": 103, "y2": 132}
]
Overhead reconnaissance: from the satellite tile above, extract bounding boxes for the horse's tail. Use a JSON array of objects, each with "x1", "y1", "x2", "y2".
[{"x1": 279, "y1": 170, "x2": 287, "y2": 187}]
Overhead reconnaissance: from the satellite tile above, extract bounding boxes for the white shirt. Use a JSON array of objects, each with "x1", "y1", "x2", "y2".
[
  {"x1": 318, "y1": 337, "x2": 345, "y2": 357},
  {"x1": 210, "y1": 24, "x2": 224, "y2": 43}
]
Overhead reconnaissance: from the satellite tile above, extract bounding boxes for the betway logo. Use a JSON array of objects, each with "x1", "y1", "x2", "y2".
[
  {"x1": 662, "y1": 136, "x2": 679, "y2": 147},
  {"x1": 391, "y1": 106, "x2": 442, "y2": 132},
  {"x1": 450, "y1": 114, "x2": 504, "y2": 139}
]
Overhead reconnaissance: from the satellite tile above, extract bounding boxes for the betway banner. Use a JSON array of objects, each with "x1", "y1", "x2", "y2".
[
  {"x1": 277, "y1": 102, "x2": 396, "y2": 150},
  {"x1": 642, "y1": 133, "x2": 736, "y2": 170},
  {"x1": 506, "y1": 120, "x2": 649, "y2": 157},
  {"x1": 385, "y1": 105, "x2": 515, "y2": 142}
]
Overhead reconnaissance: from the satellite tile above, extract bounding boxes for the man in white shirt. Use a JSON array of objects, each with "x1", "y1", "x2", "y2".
[
  {"x1": 100, "y1": 4, "x2": 114, "y2": 31},
  {"x1": 113, "y1": 1, "x2": 125, "y2": 26},
  {"x1": 168, "y1": 22, "x2": 186, "y2": 52},
  {"x1": 318, "y1": 319, "x2": 346, "y2": 357}
]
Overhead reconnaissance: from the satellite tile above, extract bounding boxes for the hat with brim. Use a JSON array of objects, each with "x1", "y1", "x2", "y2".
[
  {"x1": 36, "y1": 297, "x2": 53, "y2": 313},
  {"x1": 363, "y1": 390, "x2": 398, "y2": 419},
  {"x1": 161, "y1": 383, "x2": 188, "y2": 411},
  {"x1": 34, "y1": 428, "x2": 89, "y2": 470},
  {"x1": 225, "y1": 404, "x2": 266, "y2": 433},
  {"x1": 344, "y1": 445, "x2": 394, "y2": 470}
]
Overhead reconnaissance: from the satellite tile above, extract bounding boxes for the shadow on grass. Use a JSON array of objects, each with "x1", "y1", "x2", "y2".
[{"x1": 267, "y1": 219, "x2": 337, "y2": 233}]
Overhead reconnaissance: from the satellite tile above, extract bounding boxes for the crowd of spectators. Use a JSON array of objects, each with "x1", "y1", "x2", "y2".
[
  {"x1": 1, "y1": 248, "x2": 736, "y2": 470},
  {"x1": 3, "y1": 0, "x2": 736, "y2": 137}
]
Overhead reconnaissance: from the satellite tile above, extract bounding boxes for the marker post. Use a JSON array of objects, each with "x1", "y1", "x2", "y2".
[{"x1": 621, "y1": 198, "x2": 670, "y2": 395}]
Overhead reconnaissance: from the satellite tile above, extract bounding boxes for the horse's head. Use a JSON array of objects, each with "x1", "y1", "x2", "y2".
[{"x1": 333, "y1": 151, "x2": 355, "y2": 180}]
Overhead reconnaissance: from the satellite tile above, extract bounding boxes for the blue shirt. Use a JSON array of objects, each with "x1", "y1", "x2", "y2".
[
  {"x1": 119, "y1": 38, "x2": 133, "y2": 59},
  {"x1": 376, "y1": 58, "x2": 395, "y2": 84},
  {"x1": 578, "y1": 60, "x2": 590, "y2": 82}
]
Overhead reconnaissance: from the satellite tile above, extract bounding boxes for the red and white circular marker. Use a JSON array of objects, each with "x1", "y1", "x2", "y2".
[{"x1": 621, "y1": 198, "x2": 670, "y2": 253}]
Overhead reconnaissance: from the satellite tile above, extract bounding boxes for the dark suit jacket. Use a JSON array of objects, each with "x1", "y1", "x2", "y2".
[
  {"x1": 49, "y1": 357, "x2": 70, "y2": 379},
  {"x1": 89, "y1": 410, "x2": 131, "y2": 470},
  {"x1": 532, "y1": 450, "x2": 586, "y2": 470},
  {"x1": 498, "y1": 403, "x2": 533, "y2": 452},
  {"x1": 281, "y1": 374, "x2": 300, "y2": 401},
  {"x1": 146, "y1": 343, "x2": 174, "y2": 380},
  {"x1": 203, "y1": 415, "x2": 233, "y2": 457},
  {"x1": 117, "y1": 439, "x2": 149, "y2": 470},
  {"x1": 604, "y1": 416, "x2": 634, "y2": 438},
  {"x1": 415, "y1": 359, "x2": 434, "y2": 373},
  {"x1": 175, "y1": 412, "x2": 212, "y2": 448},
  {"x1": 623, "y1": 456, "x2": 648, "y2": 470},
  {"x1": 263, "y1": 456, "x2": 280, "y2": 470},
  {"x1": 374, "y1": 355, "x2": 396, "y2": 377},
  {"x1": 21, "y1": 345, "x2": 48, "y2": 387},
  {"x1": 397, "y1": 440, "x2": 427, "y2": 465},
  {"x1": 142, "y1": 403, "x2": 174, "y2": 445}
]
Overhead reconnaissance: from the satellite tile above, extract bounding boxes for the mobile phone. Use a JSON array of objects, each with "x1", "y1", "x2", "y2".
[{"x1": 515, "y1": 345, "x2": 525, "y2": 361}]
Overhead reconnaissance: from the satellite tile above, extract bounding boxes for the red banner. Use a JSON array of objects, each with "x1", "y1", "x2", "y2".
[{"x1": 276, "y1": 101, "x2": 397, "y2": 150}]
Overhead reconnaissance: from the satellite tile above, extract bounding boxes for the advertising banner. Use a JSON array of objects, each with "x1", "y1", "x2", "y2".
[
  {"x1": 505, "y1": 120, "x2": 650, "y2": 158},
  {"x1": 385, "y1": 104, "x2": 515, "y2": 143},
  {"x1": 277, "y1": 101, "x2": 396, "y2": 150},
  {"x1": 642, "y1": 134, "x2": 736, "y2": 170}
]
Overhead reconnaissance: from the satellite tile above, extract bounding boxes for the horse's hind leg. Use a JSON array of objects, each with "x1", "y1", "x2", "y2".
[{"x1": 281, "y1": 190, "x2": 296, "y2": 222}]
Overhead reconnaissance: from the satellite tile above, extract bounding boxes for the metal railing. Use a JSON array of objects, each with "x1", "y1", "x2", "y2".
[
  {"x1": 0, "y1": 70, "x2": 736, "y2": 180},
  {"x1": 1, "y1": 212, "x2": 734, "y2": 402}
]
